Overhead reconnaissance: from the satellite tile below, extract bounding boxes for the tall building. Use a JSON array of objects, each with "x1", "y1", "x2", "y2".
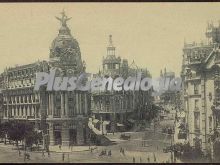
[
  {"x1": 90, "y1": 35, "x2": 152, "y2": 134},
  {"x1": 1, "y1": 11, "x2": 90, "y2": 147},
  {"x1": 181, "y1": 22, "x2": 220, "y2": 160}
]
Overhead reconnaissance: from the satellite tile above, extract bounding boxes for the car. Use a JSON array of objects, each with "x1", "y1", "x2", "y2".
[{"x1": 120, "y1": 133, "x2": 131, "y2": 140}]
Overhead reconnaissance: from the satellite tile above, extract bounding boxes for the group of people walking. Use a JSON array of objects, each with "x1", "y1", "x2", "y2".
[
  {"x1": 99, "y1": 149, "x2": 112, "y2": 156},
  {"x1": 132, "y1": 153, "x2": 157, "y2": 163}
]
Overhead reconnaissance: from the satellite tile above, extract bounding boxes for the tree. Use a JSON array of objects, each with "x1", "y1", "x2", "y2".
[
  {"x1": 7, "y1": 121, "x2": 34, "y2": 150},
  {"x1": 7, "y1": 121, "x2": 24, "y2": 147},
  {"x1": 0, "y1": 122, "x2": 12, "y2": 144}
]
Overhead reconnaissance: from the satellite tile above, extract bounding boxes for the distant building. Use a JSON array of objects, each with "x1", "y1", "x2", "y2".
[
  {"x1": 181, "y1": 22, "x2": 220, "y2": 160},
  {"x1": 0, "y1": 11, "x2": 90, "y2": 147},
  {"x1": 155, "y1": 69, "x2": 181, "y2": 120},
  {"x1": 90, "y1": 35, "x2": 152, "y2": 134}
]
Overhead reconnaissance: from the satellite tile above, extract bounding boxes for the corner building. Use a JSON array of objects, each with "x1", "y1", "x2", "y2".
[
  {"x1": 90, "y1": 35, "x2": 152, "y2": 134},
  {"x1": 1, "y1": 11, "x2": 90, "y2": 147},
  {"x1": 181, "y1": 22, "x2": 220, "y2": 160}
]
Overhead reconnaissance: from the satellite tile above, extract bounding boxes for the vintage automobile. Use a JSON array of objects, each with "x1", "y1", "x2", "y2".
[{"x1": 120, "y1": 133, "x2": 131, "y2": 140}]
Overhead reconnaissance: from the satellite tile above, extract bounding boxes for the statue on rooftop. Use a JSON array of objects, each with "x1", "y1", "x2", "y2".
[{"x1": 55, "y1": 10, "x2": 72, "y2": 27}]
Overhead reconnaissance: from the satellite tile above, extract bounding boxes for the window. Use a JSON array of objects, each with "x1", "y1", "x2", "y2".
[
  {"x1": 209, "y1": 116, "x2": 212, "y2": 132},
  {"x1": 194, "y1": 83, "x2": 199, "y2": 94},
  {"x1": 195, "y1": 100, "x2": 199, "y2": 110},
  {"x1": 194, "y1": 112, "x2": 200, "y2": 131},
  {"x1": 112, "y1": 64, "x2": 116, "y2": 69}
]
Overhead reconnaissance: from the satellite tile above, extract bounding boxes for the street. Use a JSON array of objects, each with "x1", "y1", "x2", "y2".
[{"x1": 0, "y1": 128, "x2": 178, "y2": 163}]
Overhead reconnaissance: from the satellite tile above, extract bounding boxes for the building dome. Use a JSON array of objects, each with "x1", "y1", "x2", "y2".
[{"x1": 49, "y1": 11, "x2": 83, "y2": 72}]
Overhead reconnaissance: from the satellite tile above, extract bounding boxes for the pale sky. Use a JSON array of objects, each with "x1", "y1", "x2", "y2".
[{"x1": 0, "y1": 3, "x2": 220, "y2": 77}]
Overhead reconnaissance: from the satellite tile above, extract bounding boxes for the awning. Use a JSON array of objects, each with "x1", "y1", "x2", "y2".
[
  {"x1": 117, "y1": 123, "x2": 124, "y2": 127},
  {"x1": 103, "y1": 121, "x2": 110, "y2": 125},
  {"x1": 92, "y1": 119, "x2": 99, "y2": 124}
]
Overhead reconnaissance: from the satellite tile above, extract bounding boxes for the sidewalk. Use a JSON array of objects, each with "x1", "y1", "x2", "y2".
[{"x1": 49, "y1": 145, "x2": 97, "y2": 153}]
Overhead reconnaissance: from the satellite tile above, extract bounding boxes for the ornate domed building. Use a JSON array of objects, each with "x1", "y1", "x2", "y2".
[
  {"x1": 1, "y1": 11, "x2": 90, "y2": 148},
  {"x1": 90, "y1": 35, "x2": 152, "y2": 134}
]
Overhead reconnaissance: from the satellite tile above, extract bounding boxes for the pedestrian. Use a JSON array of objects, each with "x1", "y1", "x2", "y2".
[
  {"x1": 147, "y1": 156, "x2": 150, "y2": 163},
  {"x1": 122, "y1": 148, "x2": 125, "y2": 156},
  {"x1": 48, "y1": 151, "x2": 50, "y2": 157},
  {"x1": 140, "y1": 157, "x2": 142, "y2": 163},
  {"x1": 120, "y1": 147, "x2": 122, "y2": 153},
  {"x1": 133, "y1": 157, "x2": 135, "y2": 163},
  {"x1": 26, "y1": 153, "x2": 30, "y2": 160},
  {"x1": 18, "y1": 149, "x2": 21, "y2": 157},
  {"x1": 153, "y1": 153, "x2": 156, "y2": 162},
  {"x1": 108, "y1": 150, "x2": 112, "y2": 156},
  {"x1": 24, "y1": 152, "x2": 26, "y2": 162},
  {"x1": 59, "y1": 145, "x2": 61, "y2": 150},
  {"x1": 171, "y1": 152, "x2": 174, "y2": 163},
  {"x1": 42, "y1": 151, "x2": 45, "y2": 157},
  {"x1": 62, "y1": 153, "x2": 65, "y2": 162}
]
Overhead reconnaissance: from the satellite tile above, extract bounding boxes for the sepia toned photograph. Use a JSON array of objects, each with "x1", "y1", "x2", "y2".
[{"x1": 0, "y1": 2, "x2": 219, "y2": 163}]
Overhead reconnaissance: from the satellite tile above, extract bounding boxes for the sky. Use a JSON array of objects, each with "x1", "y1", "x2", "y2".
[{"x1": 0, "y1": 3, "x2": 220, "y2": 77}]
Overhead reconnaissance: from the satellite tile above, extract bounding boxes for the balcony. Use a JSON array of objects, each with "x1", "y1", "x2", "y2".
[{"x1": 188, "y1": 58, "x2": 202, "y2": 65}]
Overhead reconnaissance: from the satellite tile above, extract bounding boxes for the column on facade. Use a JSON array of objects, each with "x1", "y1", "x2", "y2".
[
  {"x1": 84, "y1": 93, "x2": 87, "y2": 115},
  {"x1": 65, "y1": 92, "x2": 69, "y2": 117},
  {"x1": 5, "y1": 95, "x2": 9, "y2": 118},
  {"x1": 48, "y1": 93, "x2": 50, "y2": 116},
  {"x1": 51, "y1": 92, "x2": 54, "y2": 117},
  {"x1": 48, "y1": 92, "x2": 52, "y2": 118},
  {"x1": 76, "y1": 92, "x2": 79, "y2": 115},
  {"x1": 61, "y1": 92, "x2": 65, "y2": 117},
  {"x1": 76, "y1": 120, "x2": 84, "y2": 145},
  {"x1": 79, "y1": 93, "x2": 81, "y2": 115},
  {"x1": 61, "y1": 123, "x2": 70, "y2": 146},
  {"x1": 71, "y1": 91, "x2": 74, "y2": 116},
  {"x1": 49, "y1": 123, "x2": 55, "y2": 146}
]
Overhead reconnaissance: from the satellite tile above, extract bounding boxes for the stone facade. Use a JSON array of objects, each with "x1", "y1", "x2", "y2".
[
  {"x1": 0, "y1": 11, "x2": 90, "y2": 147},
  {"x1": 181, "y1": 22, "x2": 220, "y2": 160},
  {"x1": 90, "y1": 35, "x2": 152, "y2": 134}
]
